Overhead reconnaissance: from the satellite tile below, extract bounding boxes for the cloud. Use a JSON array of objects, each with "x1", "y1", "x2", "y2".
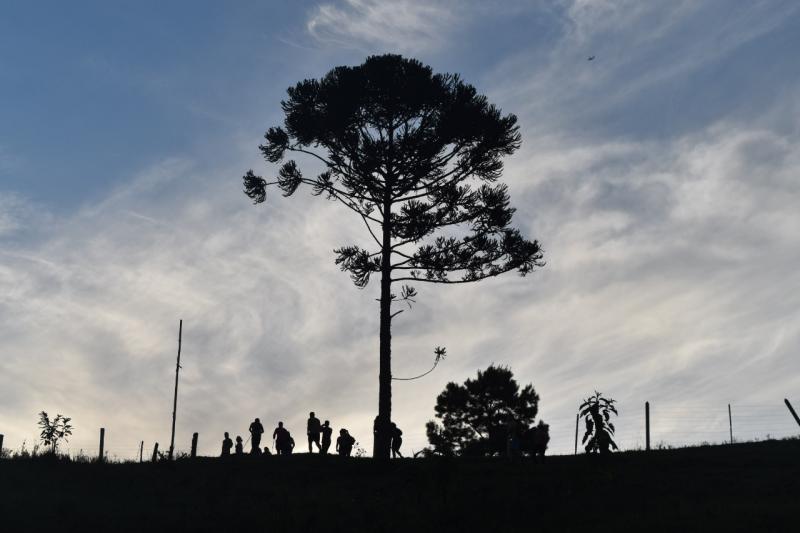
[
  {"x1": 306, "y1": 0, "x2": 461, "y2": 54},
  {"x1": 487, "y1": 0, "x2": 800, "y2": 139}
]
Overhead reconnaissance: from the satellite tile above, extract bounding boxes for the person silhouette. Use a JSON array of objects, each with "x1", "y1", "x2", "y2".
[
  {"x1": 307, "y1": 411, "x2": 322, "y2": 453},
  {"x1": 221, "y1": 432, "x2": 233, "y2": 457},
  {"x1": 390, "y1": 423, "x2": 403, "y2": 458},
  {"x1": 320, "y1": 420, "x2": 333, "y2": 455},
  {"x1": 336, "y1": 429, "x2": 355, "y2": 457},
  {"x1": 273, "y1": 421, "x2": 290, "y2": 455},
  {"x1": 235, "y1": 436, "x2": 244, "y2": 456},
  {"x1": 249, "y1": 418, "x2": 264, "y2": 454},
  {"x1": 263, "y1": 446, "x2": 272, "y2": 456},
  {"x1": 285, "y1": 432, "x2": 296, "y2": 455}
]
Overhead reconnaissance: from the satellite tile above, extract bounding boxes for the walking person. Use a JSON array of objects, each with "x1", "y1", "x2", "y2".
[
  {"x1": 390, "y1": 423, "x2": 404, "y2": 458},
  {"x1": 249, "y1": 418, "x2": 265, "y2": 454},
  {"x1": 307, "y1": 411, "x2": 322, "y2": 453},
  {"x1": 221, "y1": 432, "x2": 233, "y2": 457},
  {"x1": 320, "y1": 420, "x2": 333, "y2": 455}
]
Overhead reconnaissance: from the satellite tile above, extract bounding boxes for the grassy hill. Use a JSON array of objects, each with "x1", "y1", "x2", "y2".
[{"x1": 1, "y1": 439, "x2": 798, "y2": 532}]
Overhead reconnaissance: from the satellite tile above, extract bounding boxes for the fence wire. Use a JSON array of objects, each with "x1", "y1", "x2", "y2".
[{"x1": 3, "y1": 401, "x2": 798, "y2": 460}]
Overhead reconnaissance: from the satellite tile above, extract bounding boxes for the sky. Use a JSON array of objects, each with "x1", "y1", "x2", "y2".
[{"x1": 1, "y1": 0, "x2": 799, "y2": 458}]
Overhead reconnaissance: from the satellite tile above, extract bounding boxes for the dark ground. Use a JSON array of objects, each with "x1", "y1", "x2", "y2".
[{"x1": 1, "y1": 439, "x2": 798, "y2": 532}]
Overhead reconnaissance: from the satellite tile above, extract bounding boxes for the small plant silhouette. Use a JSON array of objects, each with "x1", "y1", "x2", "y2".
[
  {"x1": 38, "y1": 411, "x2": 73, "y2": 454},
  {"x1": 580, "y1": 392, "x2": 618, "y2": 454},
  {"x1": 353, "y1": 442, "x2": 368, "y2": 458}
]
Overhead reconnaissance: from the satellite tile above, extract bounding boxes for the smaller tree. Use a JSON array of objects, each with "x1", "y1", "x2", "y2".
[
  {"x1": 38, "y1": 411, "x2": 73, "y2": 454},
  {"x1": 580, "y1": 392, "x2": 618, "y2": 454},
  {"x1": 425, "y1": 365, "x2": 546, "y2": 456}
]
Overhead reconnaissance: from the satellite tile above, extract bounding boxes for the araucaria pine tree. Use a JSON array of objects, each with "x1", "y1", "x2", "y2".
[{"x1": 243, "y1": 55, "x2": 544, "y2": 459}]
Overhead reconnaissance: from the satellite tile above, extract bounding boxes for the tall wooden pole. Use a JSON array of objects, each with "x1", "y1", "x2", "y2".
[
  {"x1": 99, "y1": 428, "x2": 105, "y2": 462},
  {"x1": 784, "y1": 399, "x2": 800, "y2": 428},
  {"x1": 139, "y1": 440, "x2": 144, "y2": 463},
  {"x1": 191, "y1": 432, "x2": 198, "y2": 458},
  {"x1": 728, "y1": 404, "x2": 733, "y2": 444},
  {"x1": 169, "y1": 320, "x2": 182, "y2": 460},
  {"x1": 645, "y1": 401, "x2": 650, "y2": 451},
  {"x1": 574, "y1": 412, "x2": 579, "y2": 454},
  {"x1": 0, "y1": 434, "x2": 4, "y2": 457}
]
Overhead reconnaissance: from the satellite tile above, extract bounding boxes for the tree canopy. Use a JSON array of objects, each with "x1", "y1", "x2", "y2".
[
  {"x1": 425, "y1": 365, "x2": 548, "y2": 456},
  {"x1": 243, "y1": 55, "x2": 543, "y2": 458}
]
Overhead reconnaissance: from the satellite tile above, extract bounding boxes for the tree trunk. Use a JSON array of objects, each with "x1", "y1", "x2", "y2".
[{"x1": 374, "y1": 190, "x2": 393, "y2": 460}]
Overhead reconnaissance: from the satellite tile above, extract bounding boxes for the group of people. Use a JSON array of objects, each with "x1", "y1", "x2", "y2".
[{"x1": 220, "y1": 412, "x2": 403, "y2": 458}]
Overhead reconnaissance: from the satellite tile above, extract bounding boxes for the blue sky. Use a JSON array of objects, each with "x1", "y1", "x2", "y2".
[{"x1": 1, "y1": 1, "x2": 799, "y2": 457}]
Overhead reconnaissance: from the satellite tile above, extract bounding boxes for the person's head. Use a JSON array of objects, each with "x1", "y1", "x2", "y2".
[
  {"x1": 278, "y1": 421, "x2": 283, "y2": 428},
  {"x1": 255, "y1": 417, "x2": 260, "y2": 423},
  {"x1": 310, "y1": 411, "x2": 315, "y2": 417},
  {"x1": 323, "y1": 420, "x2": 329, "y2": 427},
  {"x1": 224, "y1": 432, "x2": 229, "y2": 438},
  {"x1": 236, "y1": 436, "x2": 242, "y2": 442}
]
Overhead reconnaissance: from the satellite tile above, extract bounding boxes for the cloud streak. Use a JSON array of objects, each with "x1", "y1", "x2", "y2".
[{"x1": 306, "y1": 0, "x2": 461, "y2": 54}]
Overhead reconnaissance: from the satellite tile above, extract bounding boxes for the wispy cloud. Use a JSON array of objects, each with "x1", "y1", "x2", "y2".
[{"x1": 306, "y1": 0, "x2": 461, "y2": 54}]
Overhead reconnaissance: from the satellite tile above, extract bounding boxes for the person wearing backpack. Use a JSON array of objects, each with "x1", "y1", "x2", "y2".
[{"x1": 336, "y1": 428, "x2": 355, "y2": 457}]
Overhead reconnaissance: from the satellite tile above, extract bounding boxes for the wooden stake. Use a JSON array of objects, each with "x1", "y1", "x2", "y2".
[
  {"x1": 728, "y1": 404, "x2": 733, "y2": 444},
  {"x1": 99, "y1": 428, "x2": 105, "y2": 462},
  {"x1": 645, "y1": 401, "x2": 650, "y2": 451},
  {"x1": 574, "y1": 412, "x2": 579, "y2": 455},
  {"x1": 139, "y1": 440, "x2": 144, "y2": 463},
  {"x1": 784, "y1": 399, "x2": 800, "y2": 427},
  {"x1": 169, "y1": 319, "x2": 182, "y2": 460},
  {"x1": 0, "y1": 434, "x2": 4, "y2": 457},
  {"x1": 152, "y1": 442, "x2": 159, "y2": 462},
  {"x1": 191, "y1": 432, "x2": 198, "y2": 458}
]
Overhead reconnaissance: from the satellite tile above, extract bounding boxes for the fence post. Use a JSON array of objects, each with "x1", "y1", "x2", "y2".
[
  {"x1": 785, "y1": 399, "x2": 800, "y2": 428},
  {"x1": 728, "y1": 404, "x2": 733, "y2": 444},
  {"x1": 645, "y1": 401, "x2": 650, "y2": 451},
  {"x1": 152, "y1": 442, "x2": 159, "y2": 462},
  {"x1": 574, "y1": 413, "x2": 579, "y2": 454},
  {"x1": 139, "y1": 441, "x2": 144, "y2": 463},
  {"x1": 0, "y1": 434, "x2": 4, "y2": 457},
  {"x1": 99, "y1": 428, "x2": 105, "y2": 462},
  {"x1": 191, "y1": 432, "x2": 198, "y2": 458}
]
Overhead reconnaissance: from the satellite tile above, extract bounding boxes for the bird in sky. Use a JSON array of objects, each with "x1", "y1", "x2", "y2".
[{"x1": 588, "y1": 55, "x2": 596, "y2": 61}]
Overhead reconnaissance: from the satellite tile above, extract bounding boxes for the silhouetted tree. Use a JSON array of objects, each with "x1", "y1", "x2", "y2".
[
  {"x1": 244, "y1": 55, "x2": 544, "y2": 459},
  {"x1": 580, "y1": 391, "x2": 618, "y2": 454},
  {"x1": 38, "y1": 411, "x2": 73, "y2": 454},
  {"x1": 425, "y1": 365, "x2": 545, "y2": 456}
]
